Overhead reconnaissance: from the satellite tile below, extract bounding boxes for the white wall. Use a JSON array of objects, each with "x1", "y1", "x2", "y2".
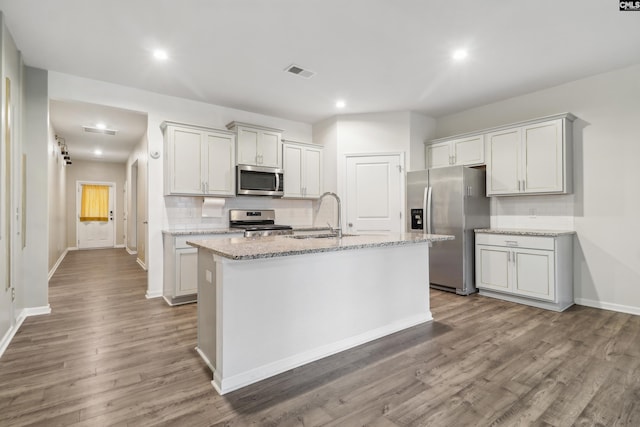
[
  {"x1": 409, "y1": 112, "x2": 436, "y2": 172},
  {"x1": 48, "y1": 71, "x2": 313, "y2": 299},
  {"x1": 47, "y1": 123, "x2": 67, "y2": 273},
  {"x1": 22, "y1": 66, "x2": 49, "y2": 310},
  {"x1": 435, "y1": 64, "x2": 640, "y2": 315},
  {"x1": 125, "y1": 133, "x2": 147, "y2": 257},
  {"x1": 0, "y1": 13, "x2": 23, "y2": 347},
  {"x1": 312, "y1": 111, "x2": 436, "y2": 227}
]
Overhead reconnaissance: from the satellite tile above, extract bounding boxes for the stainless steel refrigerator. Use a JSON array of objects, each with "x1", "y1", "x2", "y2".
[{"x1": 406, "y1": 166, "x2": 490, "y2": 295}]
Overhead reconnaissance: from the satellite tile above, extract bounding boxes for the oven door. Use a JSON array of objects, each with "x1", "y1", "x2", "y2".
[{"x1": 237, "y1": 165, "x2": 284, "y2": 196}]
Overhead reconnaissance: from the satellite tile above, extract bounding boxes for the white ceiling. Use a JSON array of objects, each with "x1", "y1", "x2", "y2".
[
  {"x1": 2, "y1": 1, "x2": 640, "y2": 158},
  {"x1": 49, "y1": 100, "x2": 147, "y2": 163}
]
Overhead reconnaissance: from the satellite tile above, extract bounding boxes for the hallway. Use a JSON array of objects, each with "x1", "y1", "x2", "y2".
[{"x1": 0, "y1": 249, "x2": 216, "y2": 425}]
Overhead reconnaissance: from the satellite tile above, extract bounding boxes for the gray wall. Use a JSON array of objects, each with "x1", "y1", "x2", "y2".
[
  {"x1": 23, "y1": 66, "x2": 50, "y2": 308},
  {"x1": 435, "y1": 64, "x2": 640, "y2": 314}
]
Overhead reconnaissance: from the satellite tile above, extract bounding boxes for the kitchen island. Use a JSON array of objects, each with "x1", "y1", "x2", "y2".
[{"x1": 188, "y1": 232, "x2": 453, "y2": 394}]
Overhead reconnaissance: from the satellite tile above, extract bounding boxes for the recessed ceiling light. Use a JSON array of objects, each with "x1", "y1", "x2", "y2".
[
  {"x1": 336, "y1": 100, "x2": 346, "y2": 109},
  {"x1": 95, "y1": 122, "x2": 106, "y2": 130},
  {"x1": 153, "y1": 49, "x2": 168, "y2": 61},
  {"x1": 94, "y1": 149, "x2": 103, "y2": 156},
  {"x1": 452, "y1": 49, "x2": 468, "y2": 61}
]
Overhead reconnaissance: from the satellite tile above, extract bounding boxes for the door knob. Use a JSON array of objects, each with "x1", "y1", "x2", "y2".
[{"x1": 348, "y1": 222, "x2": 353, "y2": 227}]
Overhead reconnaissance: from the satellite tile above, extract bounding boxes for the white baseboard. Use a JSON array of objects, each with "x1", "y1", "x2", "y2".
[
  {"x1": 67, "y1": 246, "x2": 78, "y2": 251},
  {"x1": 575, "y1": 298, "x2": 640, "y2": 316},
  {"x1": 115, "y1": 244, "x2": 125, "y2": 249},
  {"x1": 126, "y1": 247, "x2": 138, "y2": 255},
  {"x1": 209, "y1": 312, "x2": 432, "y2": 395},
  {"x1": 0, "y1": 305, "x2": 51, "y2": 359},
  {"x1": 48, "y1": 249, "x2": 69, "y2": 281},
  {"x1": 136, "y1": 258, "x2": 147, "y2": 271},
  {"x1": 146, "y1": 289, "x2": 162, "y2": 299}
]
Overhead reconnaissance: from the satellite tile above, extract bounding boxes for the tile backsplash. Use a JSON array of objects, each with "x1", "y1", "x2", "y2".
[
  {"x1": 165, "y1": 196, "x2": 315, "y2": 230},
  {"x1": 490, "y1": 194, "x2": 575, "y2": 230}
]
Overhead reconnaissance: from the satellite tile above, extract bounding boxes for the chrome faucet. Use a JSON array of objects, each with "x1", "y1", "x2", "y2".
[{"x1": 319, "y1": 192, "x2": 342, "y2": 238}]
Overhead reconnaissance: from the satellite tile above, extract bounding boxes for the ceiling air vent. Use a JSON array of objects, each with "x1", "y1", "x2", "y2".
[
  {"x1": 82, "y1": 126, "x2": 117, "y2": 136},
  {"x1": 284, "y1": 64, "x2": 316, "y2": 79}
]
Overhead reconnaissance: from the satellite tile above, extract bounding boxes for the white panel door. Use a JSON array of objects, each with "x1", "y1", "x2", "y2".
[
  {"x1": 513, "y1": 248, "x2": 555, "y2": 301},
  {"x1": 453, "y1": 135, "x2": 484, "y2": 166},
  {"x1": 476, "y1": 245, "x2": 511, "y2": 292},
  {"x1": 523, "y1": 119, "x2": 563, "y2": 193},
  {"x1": 345, "y1": 154, "x2": 402, "y2": 234},
  {"x1": 170, "y1": 127, "x2": 203, "y2": 194},
  {"x1": 426, "y1": 141, "x2": 451, "y2": 169},
  {"x1": 283, "y1": 144, "x2": 303, "y2": 197},
  {"x1": 237, "y1": 127, "x2": 259, "y2": 165},
  {"x1": 258, "y1": 130, "x2": 281, "y2": 168},
  {"x1": 204, "y1": 132, "x2": 235, "y2": 195},
  {"x1": 487, "y1": 128, "x2": 521, "y2": 195},
  {"x1": 176, "y1": 248, "x2": 198, "y2": 296},
  {"x1": 77, "y1": 183, "x2": 115, "y2": 249},
  {"x1": 303, "y1": 147, "x2": 322, "y2": 198}
]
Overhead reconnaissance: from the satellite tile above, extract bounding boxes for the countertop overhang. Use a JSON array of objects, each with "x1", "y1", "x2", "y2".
[
  {"x1": 474, "y1": 228, "x2": 576, "y2": 237},
  {"x1": 188, "y1": 232, "x2": 454, "y2": 260}
]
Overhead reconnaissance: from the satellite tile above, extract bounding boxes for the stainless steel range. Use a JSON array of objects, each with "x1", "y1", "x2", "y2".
[{"x1": 229, "y1": 209, "x2": 293, "y2": 237}]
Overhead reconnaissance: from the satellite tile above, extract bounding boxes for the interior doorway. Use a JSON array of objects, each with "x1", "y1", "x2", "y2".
[
  {"x1": 128, "y1": 161, "x2": 138, "y2": 253},
  {"x1": 76, "y1": 181, "x2": 116, "y2": 249},
  {"x1": 344, "y1": 153, "x2": 404, "y2": 234}
]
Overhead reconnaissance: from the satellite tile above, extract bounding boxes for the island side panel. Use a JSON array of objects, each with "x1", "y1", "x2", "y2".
[
  {"x1": 214, "y1": 242, "x2": 431, "y2": 394},
  {"x1": 196, "y1": 249, "x2": 217, "y2": 371}
]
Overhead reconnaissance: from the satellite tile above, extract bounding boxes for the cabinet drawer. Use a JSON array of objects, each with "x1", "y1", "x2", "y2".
[{"x1": 475, "y1": 233, "x2": 555, "y2": 251}]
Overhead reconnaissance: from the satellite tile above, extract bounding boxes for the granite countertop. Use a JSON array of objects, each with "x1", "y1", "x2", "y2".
[
  {"x1": 188, "y1": 232, "x2": 454, "y2": 260},
  {"x1": 162, "y1": 226, "x2": 332, "y2": 236},
  {"x1": 162, "y1": 228, "x2": 242, "y2": 236},
  {"x1": 474, "y1": 228, "x2": 576, "y2": 237}
]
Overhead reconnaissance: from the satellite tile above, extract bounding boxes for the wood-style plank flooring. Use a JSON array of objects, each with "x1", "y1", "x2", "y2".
[{"x1": 1, "y1": 248, "x2": 639, "y2": 426}]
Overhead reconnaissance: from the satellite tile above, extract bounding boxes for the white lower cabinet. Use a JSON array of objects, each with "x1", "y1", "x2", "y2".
[
  {"x1": 475, "y1": 232, "x2": 574, "y2": 311},
  {"x1": 163, "y1": 232, "x2": 242, "y2": 305}
]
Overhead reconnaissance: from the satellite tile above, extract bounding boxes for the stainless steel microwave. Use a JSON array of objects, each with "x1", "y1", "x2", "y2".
[{"x1": 237, "y1": 164, "x2": 284, "y2": 196}]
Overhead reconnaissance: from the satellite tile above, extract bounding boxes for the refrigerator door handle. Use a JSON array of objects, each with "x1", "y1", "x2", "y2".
[{"x1": 426, "y1": 186, "x2": 433, "y2": 234}]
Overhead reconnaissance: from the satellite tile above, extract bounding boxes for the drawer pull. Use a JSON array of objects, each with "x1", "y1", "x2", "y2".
[{"x1": 505, "y1": 240, "x2": 519, "y2": 247}]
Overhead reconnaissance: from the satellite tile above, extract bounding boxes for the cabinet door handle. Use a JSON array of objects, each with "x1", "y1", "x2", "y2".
[{"x1": 505, "y1": 240, "x2": 518, "y2": 247}]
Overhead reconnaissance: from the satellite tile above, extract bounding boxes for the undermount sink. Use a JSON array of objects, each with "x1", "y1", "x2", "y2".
[{"x1": 288, "y1": 233, "x2": 357, "y2": 239}]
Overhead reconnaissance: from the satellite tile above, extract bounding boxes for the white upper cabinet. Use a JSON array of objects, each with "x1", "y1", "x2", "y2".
[
  {"x1": 162, "y1": 121, "x2": 236, "y2": 196},
  {"x1": 485, "y1": 128, "x2": 521, "y2": 195},
  {"x1": 227, "y1": 122, "x2": 283, "y2": 168},
  {"x1": 426, "y1": 135, "x2": 484, "y2": 169},
  {"x1": 282, "y1": 141, "x2": 323, "y2": 199},
  {"x1": 487, "y1": 114, "x2": 574, "y2": 196}
]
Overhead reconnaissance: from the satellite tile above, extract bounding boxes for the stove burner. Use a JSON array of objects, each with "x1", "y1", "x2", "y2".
[{"x1": 229, "y1": 209, "x2": 293, "y2": 237}]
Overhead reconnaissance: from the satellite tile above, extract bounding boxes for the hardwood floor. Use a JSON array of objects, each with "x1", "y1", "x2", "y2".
[{"x1": 1, "y1": 248, "x2": 639, "y2": 426}]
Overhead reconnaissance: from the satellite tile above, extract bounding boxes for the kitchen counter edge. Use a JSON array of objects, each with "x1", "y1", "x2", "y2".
[
  {"x1": 474, "y1": 228, "x2": 576, "y2": 237},
  {"x1": 188, "y1": 232, "x2": 454, "y2": 260},
  {"x1": 163, "y1": 226, "x2": 331, "y2": 236}
]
